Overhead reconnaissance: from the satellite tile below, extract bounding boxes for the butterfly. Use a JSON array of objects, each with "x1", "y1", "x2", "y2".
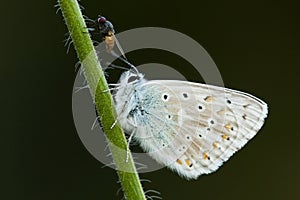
[{"x1": 113, "y1": 68, "x2": 268, "y2": 179}]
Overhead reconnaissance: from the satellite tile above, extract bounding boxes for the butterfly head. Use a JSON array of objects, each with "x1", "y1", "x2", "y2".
[
  {"x1": 118, "y1": 68, "x2": 145, "y2": 85},
  {"x1": 114, "y1": 69, "x2": 146, "y2": 131},
  {"x1": 114, "y1": 69, "x2": 145, "y2": 103}
]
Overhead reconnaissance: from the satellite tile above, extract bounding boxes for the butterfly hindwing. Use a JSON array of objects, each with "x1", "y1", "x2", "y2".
[
  {"x1": 135, "y1": 80, "x2": 268, "y2": 179},
  {"x1": 114, "y1": 72, "x2": 268, "y2": 179}
]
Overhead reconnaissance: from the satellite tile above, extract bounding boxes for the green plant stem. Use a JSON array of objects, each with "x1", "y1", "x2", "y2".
[{"x1": 58, "y1": 0, "x2": 146, "y2": 199}]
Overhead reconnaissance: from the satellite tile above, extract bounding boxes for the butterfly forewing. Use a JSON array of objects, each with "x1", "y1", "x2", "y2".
[
  {"x1": 130, "y1": 82, "x2": 192, "y2": 165},
  {"x1": 142, "y1": 80, "x2": 267, "y2": 178},
  {"x1": 115, "y1": 72, "x2": 268, "y2": 179}
]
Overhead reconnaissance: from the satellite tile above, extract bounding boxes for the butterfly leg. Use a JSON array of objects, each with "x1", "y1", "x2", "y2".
[
  {"x1": 110, "y1": 98, "x2": 129, "y2": 129},
  {"x1": 110, "y1": 51, "x2": 138, "y2": 73},
  {"x1": 125, "y1": 118, "x2": 138, "y2": 162},
  {"x1": 102, "y1": 87, "x2": 119, "y2": 93},
  {"x1": 126, "y1": 128, "x2": 136, "y2": 162},
  {"x1": 110, "y1": 105, "x2": 136, "y2": 129},
  {"x1": 110, "y1": 111, "x2": 122, "y2": 130}
]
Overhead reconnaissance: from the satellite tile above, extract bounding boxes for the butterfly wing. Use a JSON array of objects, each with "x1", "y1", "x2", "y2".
[{"x1": 134, "y1": 80, "x2": 268, "y2": 179}]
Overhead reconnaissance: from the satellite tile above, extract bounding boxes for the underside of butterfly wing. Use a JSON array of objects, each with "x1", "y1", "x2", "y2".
[{"x1": 132, "y1": 80, "x2": 268, "y2": 179}]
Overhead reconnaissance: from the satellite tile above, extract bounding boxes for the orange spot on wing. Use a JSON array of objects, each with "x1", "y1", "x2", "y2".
[
  {"x1": 185, "y1": 159, "x2": 192, "y2": 167},
  {"x1": 213, "y1": 142, "x2": 219, "y2": 149},
  {"x1": 217, "y1": 109, "x2": 227, "y2": 115},
  {"x1": 203, "y1": 152, "x2": 210, "y2": 160},
  {"x1": 224, "y1": 124, "x2": 232, "y2": 130},
  {"x1": 176, "y1": 159, "x2": 182, "y2": 165},
  {"x1": 204, "y1": 96, "x2": 214, "y2": 102},
  {"x1": 222, "y1": 134, "x2": 230, "y2": 140}
]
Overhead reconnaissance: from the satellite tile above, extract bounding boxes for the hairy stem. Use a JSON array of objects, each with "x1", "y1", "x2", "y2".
[{"x1": 58, "y1": 0, "x2": 146, "y2": 199}]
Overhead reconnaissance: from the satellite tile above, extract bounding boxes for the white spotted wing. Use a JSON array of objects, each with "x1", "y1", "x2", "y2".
[{"x1": 114, "y1": 71, "x2": 268, "y2": 179}]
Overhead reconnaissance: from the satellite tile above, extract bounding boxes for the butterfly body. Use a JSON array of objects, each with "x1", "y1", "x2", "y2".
[{"x1": 114, "y1": 70, "x2": 268, "y2": 179}]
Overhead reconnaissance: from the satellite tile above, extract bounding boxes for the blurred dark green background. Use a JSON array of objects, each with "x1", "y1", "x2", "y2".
[{"x1": 5, "y1": 0, "x2": 300, "y2": 199}]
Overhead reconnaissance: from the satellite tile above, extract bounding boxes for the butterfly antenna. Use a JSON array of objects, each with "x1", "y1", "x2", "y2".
[
  {"x1": 107, "y1": 63, "x2": 133, "y2": 71},
  {"x1": 113, "y1": 35, "x2": 127, "y2": 60},
  {"x1": 110, "y1": 50, "x2": 139, "y2": 75},
  {"x1": 126, "y1": 130, "x2": 136, "y2": 162}
]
